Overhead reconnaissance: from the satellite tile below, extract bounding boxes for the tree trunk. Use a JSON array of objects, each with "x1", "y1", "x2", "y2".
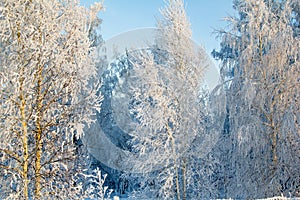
[
  {"x1": 175, "y1": 165, "x2": 181, "y2": 200},
  {"x1": 34, "y1": 66, "x2": 43, "y2": 199},
  {"x1": 182, "y1": 158, "x2": 187, "y2": 200},
  {"x1": 17, "y1": 18, "x2": 29, "y2": 200},
  {"x1": 271, "y1": 127, "x2": 278, "y2": 169},
  {"x1": 21, "y1": 94, "x2": 29, "y2": 200},
  {"x1": 167, "y1": 125, "x2": 181, "y2": 200}
]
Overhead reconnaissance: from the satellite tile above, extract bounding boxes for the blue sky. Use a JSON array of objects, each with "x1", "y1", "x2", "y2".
[{"x1": 81, "y1": 0, "x2": 235, "y2": 54}]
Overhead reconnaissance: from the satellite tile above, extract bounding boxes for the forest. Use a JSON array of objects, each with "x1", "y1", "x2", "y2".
[{"x1": 0, "y1": 0, "x2": 299, "y2": 199}]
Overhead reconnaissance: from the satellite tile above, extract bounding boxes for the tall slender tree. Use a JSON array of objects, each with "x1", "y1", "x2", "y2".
[
  {"x1": 213, "y1": 0, "x2": 300, "y2": 198},
  {"x1": 124, "y1": 0, "x2": 212, "y2": 199},
  {"x1": 0, "y1": 0, "x2": 103, "y2": 198}
]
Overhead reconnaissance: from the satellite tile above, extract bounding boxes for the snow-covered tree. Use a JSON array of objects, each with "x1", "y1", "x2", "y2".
[
  {"x1": 123, "y1": 0, "x2": 215, "y2": 199},
  {"x1": 213, "y1": 0, "x2": 300, "y2": 198},
  {"x1": 0, "y1": 0, "x2": 104, "y2": 199}
]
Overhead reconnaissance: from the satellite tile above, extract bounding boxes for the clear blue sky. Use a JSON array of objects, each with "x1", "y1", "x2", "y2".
[{"x1": 81, "y1": 0, "x2": 235, "y2": 54}]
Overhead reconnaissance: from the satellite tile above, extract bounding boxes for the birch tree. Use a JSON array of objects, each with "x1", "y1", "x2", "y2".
[
  {"x1": 213, "y1": 0, "x2": 300, "y2": 198},
  {"x1": 124, "y1": 0, "x2": 211, "y2": 199},
  {"x1": 0, "y1": 0, "x2": 103, "y2": 199}
]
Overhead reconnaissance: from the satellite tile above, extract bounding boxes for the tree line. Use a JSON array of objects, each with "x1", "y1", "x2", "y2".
[{"x1": 0, "y1": 0, "x2": 299, "y2": 199}]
